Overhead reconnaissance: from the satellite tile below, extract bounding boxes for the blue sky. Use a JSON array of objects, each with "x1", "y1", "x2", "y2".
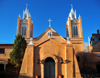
[{"x1": 0, "y1": 0, "x2": 100, "y2": 44}]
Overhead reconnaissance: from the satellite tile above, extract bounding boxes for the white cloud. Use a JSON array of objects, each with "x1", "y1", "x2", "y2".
[{"x1": 83, "y1": 42, "x2": 89, "y2": 52}]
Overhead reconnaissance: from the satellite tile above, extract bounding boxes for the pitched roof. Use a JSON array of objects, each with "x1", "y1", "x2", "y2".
[
  {"x1": 33, "y1": 27, "x2": 66, "y2": 45},
  {"x1": 92, "y1": 34, "x2": 100, "y2": 40}
]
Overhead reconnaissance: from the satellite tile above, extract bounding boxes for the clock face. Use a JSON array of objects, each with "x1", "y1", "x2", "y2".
[
  {"x1": 73, "y1": 19, "x2": 76, "y2": 22},
  {"x1": 23, "y1": 19, "x2": 26, "y2": 22}
]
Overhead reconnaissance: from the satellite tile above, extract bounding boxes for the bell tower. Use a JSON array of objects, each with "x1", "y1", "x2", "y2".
[
  {"x1": 17, "y1": 4, "x2": 33, "y2": 39},
  {"x1": 66, "y1": 5, "x2": 83, "y2": 38}
]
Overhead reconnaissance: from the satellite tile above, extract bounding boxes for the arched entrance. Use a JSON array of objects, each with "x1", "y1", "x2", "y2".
[{"x1": 44, "y1": 57, "x2": 55, "y2": 78}]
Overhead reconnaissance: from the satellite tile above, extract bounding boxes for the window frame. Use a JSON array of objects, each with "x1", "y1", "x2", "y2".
[
  {"x1": 21, "y1": 25, "x2": 27, "y2": 36},
  {"x1": 73, "y1": 25, "x2": 78, "y2": 36},
  {"x1": 0, "y1": 48, "x2": 5, "y2": 54}
]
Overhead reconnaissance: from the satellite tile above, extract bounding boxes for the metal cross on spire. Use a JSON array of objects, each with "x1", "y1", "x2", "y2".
[
  {"x1": 26, "y1": 4, "x2": 28, "y2": 9},
  {"x1": 71, "y1": 4, "x2": 73, "y2": 11},
  {"x1": 48, "y1": 18, "x2": 52, "y2": 27}
]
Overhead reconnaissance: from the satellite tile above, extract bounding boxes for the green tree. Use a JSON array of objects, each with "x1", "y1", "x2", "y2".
[{"x1": 10, "y1": 33, "x2": 27, "y2": 67}]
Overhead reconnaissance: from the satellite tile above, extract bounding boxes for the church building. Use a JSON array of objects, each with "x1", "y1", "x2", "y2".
[{"x1": 0, "y1": 5, "x2": 84, "y2": 78}]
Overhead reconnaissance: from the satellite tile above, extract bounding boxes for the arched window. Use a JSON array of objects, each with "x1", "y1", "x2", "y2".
[
  {"x1": 73, "y1": 25, "x2": 78, "y2": 36},
  {"x1": 21, "y1": 25, "x2": 27, "y2": 36}
]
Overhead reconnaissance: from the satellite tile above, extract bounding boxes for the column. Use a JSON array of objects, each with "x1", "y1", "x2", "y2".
[
  {"x1": 79, "y1": 17, "x2": 83, "y2": 38},
  {"x1": 17, "y1": 17, "x2": 21, "y2": 35},
  {"x1": 68, "y1": 17, "x2": 72, "y2": 38},
  {"x1": 27, "y1": 45, "x2": 34, "y2": 78},
  {"x1": 27, "y1": 17, "x2": 31, "y2": 38},
  {"x1": 66, "y1": 44, "x2": 73, "y2": 78}
]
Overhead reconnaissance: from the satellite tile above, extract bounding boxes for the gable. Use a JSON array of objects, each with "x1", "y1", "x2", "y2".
[
  {"x1": 35, "y1": 39, "x2": 65, "y2": 59},
  {"x1": 34, "y1": 27, "x2": 66, "y2": 45},
  {"x1": 93, "y1": 34, "x2": 100, "y2": 40}
]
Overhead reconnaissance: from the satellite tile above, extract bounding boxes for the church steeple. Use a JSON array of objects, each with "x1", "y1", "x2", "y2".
[
  {"x1": 71, "y1": 4, "x2": 73, "y2": 12},
  {"x1": 23, "y1": 4, "x2": 31, "y2": 20},
  {"x1": 69, "y1": 4, "x2": 76, "y2": 20},
  {"x1": 17, "y1": 4, "x2": 33, "y2": 39},
  {"x1": 66, "y1": 4, "x2": 83, "y2": 38}
]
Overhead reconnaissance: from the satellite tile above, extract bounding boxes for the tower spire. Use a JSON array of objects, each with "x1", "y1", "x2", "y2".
[
  {"x1": 26, "y1": 4, "x2": 28, "y2": 10},
  {"x1": 71, "y1": 4, "x2": 73, "y2": 12},
  {"x1": 69, "y1": 4, "x2": 76, "y2": 20},
  {"x1": 78, "y1": 14, "x2": 81, "y2": 19},
  {"x1": 19, "y1": 14, "x2": 20, "y2": 17},
  {"x1": 23, "y1": 4, "x2": 31, "y2": 20}
]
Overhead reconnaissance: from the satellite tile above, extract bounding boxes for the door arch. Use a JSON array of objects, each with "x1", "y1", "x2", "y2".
[{"x1": 44, "y1": 57, "x2": 55, "y2": 78}]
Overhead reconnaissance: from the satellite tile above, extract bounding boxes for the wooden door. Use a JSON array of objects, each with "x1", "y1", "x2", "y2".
[{"x1": 44, "y1": 57, "x2": 55, "y2": 78}]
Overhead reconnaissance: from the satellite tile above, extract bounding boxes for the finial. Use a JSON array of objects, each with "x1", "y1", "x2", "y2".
[
  {"x1": 79, "y1": 14, "x2": 81, "y2": 17},
  {"x1": 71, "y1": 4, "x2": 73, "y2": 12},
  {"x1": 28, "y1": 37, "x2": 34, "y2": 45},
  {"x1": 66, "y1": 37, "x2": 72, "y2": 44},
  {"x1": 78, "y1": 14, "x2": 81, "y2": 19},
  {"x1": 26, "y1": 4, "x2": 28, "y2": 10},
  {"x1": 48, "y1": 18, "x2": 52, "y2": 28},
  {"x1": 18, "y1": 14, "x2": 20, "y2": 17}
]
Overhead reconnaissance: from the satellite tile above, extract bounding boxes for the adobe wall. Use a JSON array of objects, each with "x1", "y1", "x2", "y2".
[
  {"x1": 0, "y1": 45, "x2": 13, "y2": 60},
  {"x1": 34, "y1": 39, "x2": 81, "y2": 78},
  {"x1": 34, "y1": 39, "x2": 65, "y2": 78},
  {"x1": 70, "y1": 39, "x2": 84, "y2": 55}
]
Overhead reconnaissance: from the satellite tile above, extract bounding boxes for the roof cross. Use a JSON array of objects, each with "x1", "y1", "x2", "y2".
[
  {"x1": 71, "y1": 4, "x2": 73, "y2": 12},
  {"x1": 26, "y1": 4, "x2": 28, "y2": 10},
  {"x1": 48, "y1": 18, "x2": 52, "y2": 27}
]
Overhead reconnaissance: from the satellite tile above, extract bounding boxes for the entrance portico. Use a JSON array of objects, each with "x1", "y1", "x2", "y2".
[
  {"x1": 41, "y1": 54, "x2": 58, "y2": 78},
  {"x1": 44, "y1": 57, "x2": 55, "y2": 78}
]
